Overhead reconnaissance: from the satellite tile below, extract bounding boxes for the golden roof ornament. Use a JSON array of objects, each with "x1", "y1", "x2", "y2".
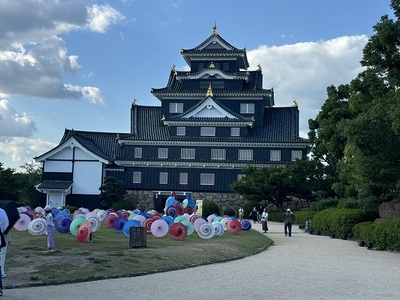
[
  {"x1": 132, "y1": 98, "x2": 137, "y2": 106},
  {"x1": 209, "y1": 62, "x2": 215, "y2": 68},
  {"x1": 161, "y1": 115, "x2": 165, "y2": 121},
  {"x1": 212, "y1": 22, "x2": 218, "y2": 35},
  {"x1": 206, "y1": 84, "x2": 213, "y2": 97},
  {"x1": 257, "y1": 64, "x2": 262, "y2": 71},
  {"x1": 171, "y1": 64, "x2": 176, "y2": 72},
  {"x1": 293, "y1": 99, "x2": 298, "y2": 107}
]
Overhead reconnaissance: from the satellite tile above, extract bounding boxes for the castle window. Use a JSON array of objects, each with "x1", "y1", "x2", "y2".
[
  {"x1": 158, "y1": 148, "x2": 168, "y2": 159},
  {"x1": 133, "y1": 172, "x2": 141, "y2": 183},
  {"x1": 169, "y1": 103, "x2": 183, "y2": 113},
  {"x1": 198, "y1": 62, "x2": 205, "y2": 70},
  {"x1": 223, "y1": 62, "x2": 230, "y2": 71},
  {"x1": 270, "y1": 150, "x2": 281, "y2": 161},
  {"x1": 179, "y1": 173, "x2": 188, "y2": 185},
  {"x1": 177, "y1": 127, "x2": 186, "y2": 136},
  {"x1": 238, "y1": 149, "x2": 253, "y2": 160},
  {"x1": 201, "y1": 127, "x2": 216, "y2": 136},
  {"x1": 181, "y1": 148, "x2": 195, "y2": 159},
  {"x1": 240, "y1": 103, "x2": 255, "y2": 114},
  {"x1": 231, "y1": 127, "x2": 240, "y2": 136},
  {"x1": 159, "y1": 172, "x2": 168, "y2": 184},
  {"x1": 200, "y1": 173, "x2": 215, "y2": 185},
  {"x1": 199, "y1": 81, "x2": 225, "y2": 89},
  {"x1": 291, "y1": 150, "x2": 302, "y2": 161},
  {"x1": 134, "y1": 147, "x2": 142, "y2": 158},
  {"x1": 211, "y1": 149, "x2": 226, "y2": 160}
]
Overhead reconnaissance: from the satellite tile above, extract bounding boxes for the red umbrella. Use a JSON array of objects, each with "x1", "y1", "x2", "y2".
[
  {"x1": 169, "y1": 222, "x2": 187, "y2": 241},
  {"x1": 227, "y1": 219, "x2": 242, "y2": 235},
  {"x1": 103, "y1": 212, "x2": 118, "y2": 228},
  {"x1": 142, "y1": 218, "x2": 154, "y2": 234},
  {"x1": 77, "y1": 222, "x2": 92, "y2": 243}
]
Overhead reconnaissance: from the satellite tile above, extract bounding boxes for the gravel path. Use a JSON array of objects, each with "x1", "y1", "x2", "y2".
[{"x1": 5, "y1": 222, "x2": 400, "y2": 299}]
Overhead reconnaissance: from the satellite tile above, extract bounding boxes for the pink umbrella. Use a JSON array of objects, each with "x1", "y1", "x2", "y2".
[
  {"x1": 14, "y1": 213, "x2": 31, "y2": 231},
  {"x1": 150, "y1": 219, "x2": 169, "y2": 238}
]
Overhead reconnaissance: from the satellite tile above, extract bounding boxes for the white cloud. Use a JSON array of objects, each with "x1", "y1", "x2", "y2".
[
  {"x1": 87, "y1": 4, "x2": 126, "y2": 33},
  {"x1": 0, "y1": 136, "x2": 56, "y2": 167},
  {"x1": 247, "y1": 35, "x2": 368, "y2": 137},
  {"x1": 0, "y1": 99, "x2": 37, "y2": 137}
]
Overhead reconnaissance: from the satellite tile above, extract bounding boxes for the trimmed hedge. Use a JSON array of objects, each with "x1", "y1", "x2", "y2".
[
  {"x1": 268, "y1": 210, "x2": 316, "y2": 225},
  {"x1": 312, "y1": 208, "x2": 369, "y2": 237}
]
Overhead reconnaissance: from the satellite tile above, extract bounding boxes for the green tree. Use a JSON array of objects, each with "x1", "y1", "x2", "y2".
[
  {"x1": 16, "y1": 162, "x2": 42, "y2": 207},
  {"x1": 0, "y1": 163, "x2": 18, "y2": 200},
  {"x1": 99, "y1": 176, "x2": 127, "y2": 209}
]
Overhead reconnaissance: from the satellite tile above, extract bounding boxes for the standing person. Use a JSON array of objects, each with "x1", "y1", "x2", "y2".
[
  {"x1": 0, "y1": 208, "x2": 9, "y2": 297},
  {"x1": 257, "y1": 204, "x2": 264, "y2": 222},
  {"x1": 238, "y1": 206, "x2": 244, "y2": 221},
  {"x1": 44, "y1": 205, "x2": 55, "y2": 252},
  {"x1": 250, "y1": 207, "x2": 258, "y2": 223},
  {"x1": 260, "y1": 208, "x2": 269, "y2": 233},
  {"x1": 283, "y1": 208, "x2": 295, "y2": 237}
]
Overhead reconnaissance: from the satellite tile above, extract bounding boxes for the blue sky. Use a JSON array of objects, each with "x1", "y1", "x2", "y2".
[{"x1": 0, "y1": 0, "x2": 393, "y2": 172}]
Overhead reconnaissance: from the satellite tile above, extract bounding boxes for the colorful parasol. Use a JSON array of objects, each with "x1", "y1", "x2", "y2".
[
  {"x1": 184, "y1": 207, "x2": 194, "y2": 214},
  {"x1": 207, "y1": 214, "x2": 217, "y2": 223},
  {"x1": 13, "y1": 213, "x2": 31, "y2": 231},
  {"x1": 149, "y1": 213, "x2": 162, "y2": 220},
  {"x1": 221, "y1": 217, "x2": 232, "y2": 230},
  {"x1": 120, "y1": 211, "x2": 130, "y2": 219},
  {"x1": 77, "y1": 221, "x2": 92, "y2": 243},
  {"x1": 132, "y1": 214, "x2": 146, "y2": 225},
  {"x1": 142, "y1": 218, "x2": 154, "y2": 234},
  {"x1": 122, "y1": 220, "x2": 141, "y2": 237},
  {"x1": 227, "y1": 219, "x2": 242, "y2": 235},
  {"x1": 150, "y1": 219, "x2": 169, "y2": 238},
  {"x1": 21, "y1": 211, "x2": 33, "y2": 221},
  {"x1": 240, "y1": 220, "x2": 252, "y2": 231},
  {"x1": 86, "y1": 215, "x2": 101, "y2": 232},
  {"x1": 103, "y1": 212, "x2": 118, "y2": 228},
  {"x1": 161, "y1": 215, "x2": 174, "y2": 228},
  {"x1": 113, "y1": 217, "x2": 128, "y2": 233},
  {"x1": 169, "y1": 222, "x2": 187, "y2": 241},
  {"x1": 212, "y1": 222, "x2": 225, "y2": 237},
  {"x1": 194, "y1": 218, "x2": 207, "y2": 232},
  {"x1": 34, "y1": 206, "x2": 45, "y2": 218},
  {"x1": 197, "y1": 223, "x2": 215, "y2": 239},
  {"x1": 70, "y1": 217, "x2": 86, "y2": 236},
  {"x1": 55, "y1": 215, "x2": 72, "y2": 234},
  {"x1": 73, "y1": 210, "x2": 85, "y2": 218},
  {"x1": 173, "y1": 215, "x2": 187, "y2": 223},
  {"x1": 173, "y1": 202, "x2": 184, "y2": 215},
  {"x1": 179, "y1": 219, "x2": 194, "y2": 236},
  {"x1": 96, "y1": 210, "x2": 107, "y2": 221},
  {"x1": 85, "y1": 211, "x2": 97, "y2": 219},
  {"x1": 165, "y1": 206, "x2": 178, "y2": 218},
  {"x1": 55, "y1": 210, "x2": 70, "y2": 220},
  {"x1": 25, "y1": 210, "x2": 36, "y2": 220},
  {"x1": 28, "y1": 218, "x2": 47, "y2": 236},
  {"x1": 189, "y1": 214, "x2": 200, "y2": 224}
]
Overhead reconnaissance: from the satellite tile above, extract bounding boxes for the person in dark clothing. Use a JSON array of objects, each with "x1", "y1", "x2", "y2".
[
  {"x1": 250, "y1": 207, "x2": 258, "y2": 223},
  {"x1": 260, "y1": 208, "x2": 269, "y2": 233},
  {"x1": 257, "y1": 204, "x2": 264, "y2": 222},
  {"x1": 283, "y1": 208, "x2": 295, "y2": 237}
]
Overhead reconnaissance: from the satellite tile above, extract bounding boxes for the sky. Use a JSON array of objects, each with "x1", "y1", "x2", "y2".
[{"x1": 0, "y1": 0, "x2": 394, "y2": 172}]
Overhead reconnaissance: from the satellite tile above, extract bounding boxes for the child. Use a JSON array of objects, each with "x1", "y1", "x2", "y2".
[{"x1": 44, "y1": 205, "x2": 55, "y2": 252}]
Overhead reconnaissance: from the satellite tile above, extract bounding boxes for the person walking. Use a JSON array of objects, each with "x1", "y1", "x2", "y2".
[
  {"x1": 0, "y1": 208, "x2": 9, "y2": 297},
  {"x1": 283, "y1": 208, "x2": 295, "y2": 237},
  {"x1": 250, "y1": 207, "x2": 258, "y2": 223},
  {"x1": 44, "y1": 205, "x2": 55, "y2": 252},
  {"x1": 238, "y1": 206, "x2": 244, "y2": 221},
  {"x1": 260, "y1": 208, "x2": 269, "y2": 233}
]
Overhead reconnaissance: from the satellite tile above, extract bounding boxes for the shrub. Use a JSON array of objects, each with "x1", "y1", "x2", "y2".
[
  {"x1": 223, "y1": 208, "x2": 235, "y2": 217},
  {"x1": 111, "y1": 199, "x2": 136, "y2": 211},
  {"x1": 243, "y1": 201, "x2": 258, "y2": 219},
  {"x1": 202, "y1": 201, "x2": 220, "y2": 217},
  {"x1": 337, "y1": 197, "x2": 361, "y2": 209},
  {"x1": 315, "y1": 198, "x2": 339, "y2": 211},
  {"x1": 372, "y1": 219, "x2": 400, "y2": 251},
  {"x1": 352, "y1": 221, "x2": 375, "y2": 243}
]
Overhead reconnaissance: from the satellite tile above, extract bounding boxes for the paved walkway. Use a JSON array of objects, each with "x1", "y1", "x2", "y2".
[{"x1": 5, "y1": 222, "x2": 400, "y2": 299}]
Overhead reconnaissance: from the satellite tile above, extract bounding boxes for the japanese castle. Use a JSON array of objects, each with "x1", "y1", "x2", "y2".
[{"x1": 35, "y1": 25, "x2": 311, "y2": 212}]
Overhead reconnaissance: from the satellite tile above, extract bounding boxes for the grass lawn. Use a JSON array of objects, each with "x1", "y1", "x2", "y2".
[{"x1": 4, "y1": 223, "x2": 272, "y2": 289}]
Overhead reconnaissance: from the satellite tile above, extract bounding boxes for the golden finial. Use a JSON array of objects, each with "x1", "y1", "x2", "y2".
[
  {"x1": 132, "y1": 98, "x2": 137, "y2": 106},
  {"x1": 171, "y1": 64, "x2": 176, "y2": 72},
  {"x1": 293, "y1": 99, "x2": 298, "y2": 107},
  {"x1": 251, "y1": 116, "x2": 255, "y2": 121},
  {"x1": 116, "y1": 134, "x2": 120, "y2": 140},
  {"x1": 161, "y1": 115, "x2": 165, "y2": 121},
  {"x1": 257, "y1": 64, "x2": 262, "y2": 71},
  {"x1": 212, "y1": 22, "x2": 218, "y2": 35},
  {"x1": 206, "y1": 84, "x2": 213, "y2": 97},
  {"x1": 209, "y1": 62, "x2": 215, "y2": 69}
]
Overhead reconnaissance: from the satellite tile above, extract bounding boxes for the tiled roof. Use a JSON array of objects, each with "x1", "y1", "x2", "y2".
[{"x1": 36, "y1": 180, "x2": 73, "y2": 191}]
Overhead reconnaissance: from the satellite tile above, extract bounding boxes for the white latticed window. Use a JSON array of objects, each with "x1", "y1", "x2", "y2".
[
  {"x1": 200, "y1": 127, "x2": 216, "y2": 136},
  {"x1": 291, "y1": 150, "x2": 302, "y2": 161},
  {"x1": 158, "y1": 148, "x2": 168, "y2": 159},
  {"x1": 238, "y1": 149, "x2": 253, "y2": 160},
  {"x1": 181, "y1": 148, "x2": 195, "y2": 159},
  {"x1": 179, "y1": 173, "x2": 188, "y2": 185},
  {"x1": 231, "y1": 127, "x2": 240, "y2": 136},
  {"x1": 240, "y1": 103, "x2": 255, "y2": 114},
  {"x1": 159, "y1": 172, "x2": 168, "y2": 184},
  {"x1": 134, "y1": 147, "x2": 142, "y2": 158},
  {"x1": 177, "y1": 127, "x2": 186, "y2": 136},
  {"x1": 270, "y1": 150, "x2": 281, "y2": 161},
  {"x1": 211, "y1": 149, "x2": 226, "y2": 160},
  {"x1": 169, "y1": 103, "x2": 183, "y2": 113},
  {"x1": 200, "y1": 173, "x2": 215, "y2": 186},
  {"x1": 133, "y1": 172, "x2": 141, "y2": 183}
]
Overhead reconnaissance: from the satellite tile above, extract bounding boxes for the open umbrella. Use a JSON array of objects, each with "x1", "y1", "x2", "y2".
[
  {"x1": 197, "y1": 223, "x2": 215, "y2": 239},
  {"x1": 103, "y1": 212, "x2": 118, "y2": 228},
  {"x1": 77, "y1": 221, "x2": 92, "y2": 243},
  {"x1": 142, "y1": 218, "x2": 154, "y2": 234},
  {"x1": 28, "y1": 218, "x2": 47, "y2": 236},
  {"x1": 150, "y1": 219, "x2": 169, "y2": 238},
  {"x1": 70, "y1": 217, "x2": 86, "y2": 236},
  {"x1": 86, "y1": 215, "x2": 101, "y2": 232},
  {"x1": 55, "y1": 215, "x2": 72, "y2": 234},
  {"x1": 221, "y1": 217, "x2": 231, "y2": 230},
  {"x1": 194, "y1": 217, "x2": 207, "y2": 232},
  {"x1": 169, "y1": 222, "x2": 187, "y2": 241},
  {"x1": 113, "y1": 217, "x2": 127, "y2": 233},
  {"x1": 179, "y1": 219, "x2": 194, "y2": 236},
  {"x1": 96, "y1": 210, "x2": 107, "y2": 221},
  {"x1": 227, "y1": 219, "x2": 242, "y2": 235},
  {"x1": 122, "y1": 220, "x2": 141, "y2": 237},
  {"x1": 0, "y1": 200, "x2": 20, "y2": 234},
  {"x1": 240, "y1": 220, "x2": 252, "y2": 231},
  {"x1": 13, "y1": 213, "x2": 31, "y2": 231},
  {"x1": 161, "y1": 215, "x2": 174, "y2": 228},
  {"x1": 165, "y1": 206, "x2": 178, "y2": 218},
  {"x1": 212, "y1": 222, "x2": 225, "y2": 237}
]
